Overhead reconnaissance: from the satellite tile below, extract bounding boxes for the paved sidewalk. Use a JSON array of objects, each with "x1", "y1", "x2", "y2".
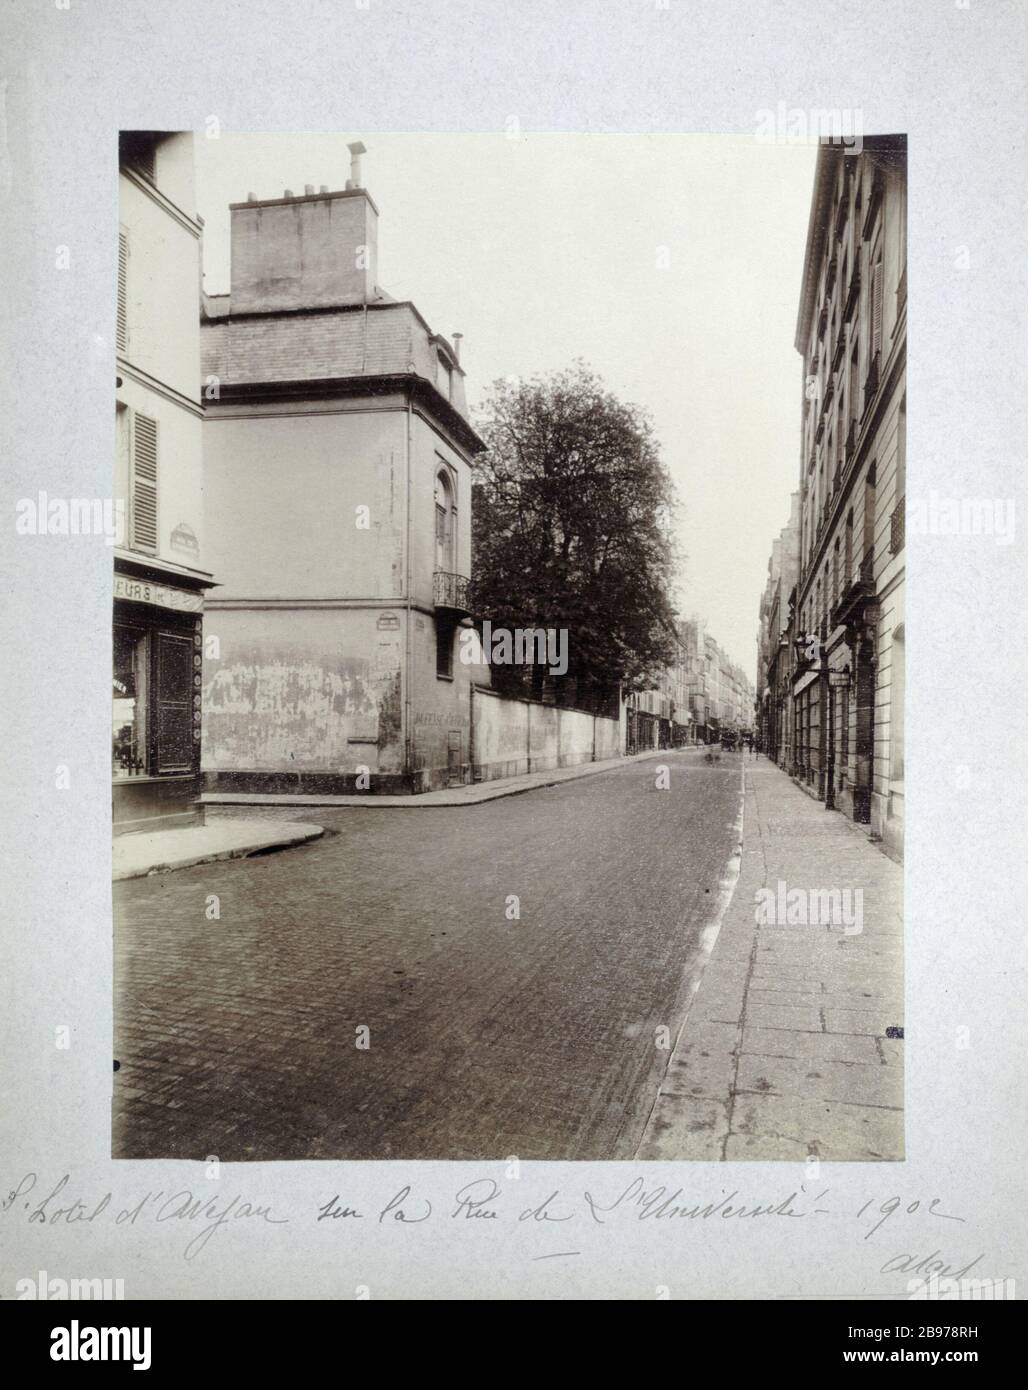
[
  {"x1": 637, "y1": 756, "x2": 903, "y2": 1161},
  {"x1": 201, "y1": 747, "x2": 669, "y2": 809},
  {"x1": 113, "y1": 819, "x2": 324, "y2": 881}
]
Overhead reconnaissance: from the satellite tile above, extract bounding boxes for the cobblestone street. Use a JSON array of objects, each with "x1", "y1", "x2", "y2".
[{"x1": 114, "y1": 749, "x2": 743, "y2": 1161}]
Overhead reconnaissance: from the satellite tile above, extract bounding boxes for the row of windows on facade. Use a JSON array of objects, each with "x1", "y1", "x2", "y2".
[
  {"x1": 798, "y1": 395, "x2": 904, "y2": 643},
  {"x1": 800, "y1": 163, "x2": 896, "y2": 568}
]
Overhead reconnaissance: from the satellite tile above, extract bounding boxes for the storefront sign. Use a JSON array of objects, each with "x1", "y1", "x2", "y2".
[{"x1": 115, "y1": 574, "x2": 203, "y2": 613}]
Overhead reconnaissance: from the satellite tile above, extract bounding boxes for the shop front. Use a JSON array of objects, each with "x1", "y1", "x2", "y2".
[{"x1": 113, "y1": 560, "x2": 211, "y2": 835}]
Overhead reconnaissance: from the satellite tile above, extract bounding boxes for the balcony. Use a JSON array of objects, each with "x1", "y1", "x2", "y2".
[
  {"x1": 433, "y1": 570, "x2": 472, "y2": 615},
  {"x1": 833, "y1": 563, "x2": 876, "y2": 630},
  {"x1": 890, "y1": 499, "x2": 905, "y2": 555},
  {"x1": 845, "y1": 419, "x2": 857, "y2": 468}
]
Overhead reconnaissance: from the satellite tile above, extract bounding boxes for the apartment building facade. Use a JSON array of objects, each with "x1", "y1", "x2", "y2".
[
  {"x1": 677, "y1": 619, "x2": 753, "y2": 745},
  {"x1": 755, "y1": 492, "x2": 800, "y2": 764},
  {"x1": 113, "y1": 132, "x2": 216, "y2": 834},
  {"x1": 791, "y1": 136, "x2": 906, "y2": 858}
]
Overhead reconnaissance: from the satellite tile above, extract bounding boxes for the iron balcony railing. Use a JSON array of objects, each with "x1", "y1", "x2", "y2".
[
  {"x1": 890, "y1": 500, "x2": 905, "y2": 555},
  {"x1": 433, "y1": 570, "x2": 472, "y2": 613}
]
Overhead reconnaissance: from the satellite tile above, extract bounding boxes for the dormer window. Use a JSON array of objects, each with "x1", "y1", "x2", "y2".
[{"x1": 436, "y1": 351, "x2": 452, "y2": 401}]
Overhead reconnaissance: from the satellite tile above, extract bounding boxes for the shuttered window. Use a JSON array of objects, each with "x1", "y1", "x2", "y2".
[
  {"x1": 131, "y1": 412, "x2": 159, "y2": 553},
  {"x1": 154, "y1": 631, "x2": 194, "y2": 772},
  {"x1": 117, "y1": 233, "x2": 128, "y2": 354},
  {"x1": 870, "y1": 252, "x2": 884, "y2": 361}
]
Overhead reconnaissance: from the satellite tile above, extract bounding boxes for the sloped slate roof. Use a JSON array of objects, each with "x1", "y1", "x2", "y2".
[{"x1": 201, "y1": 301, "x2": 431, "y2": 387}]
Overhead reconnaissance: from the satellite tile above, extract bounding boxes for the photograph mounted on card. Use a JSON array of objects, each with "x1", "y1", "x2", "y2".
[{"x1": 110, "y1": 129, "x2": 905, "y2": 1166}]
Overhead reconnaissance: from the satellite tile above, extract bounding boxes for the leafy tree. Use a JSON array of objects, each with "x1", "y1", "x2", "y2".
[{"x1": 471, "y1": 363, "x2": 680, "y2": 701}]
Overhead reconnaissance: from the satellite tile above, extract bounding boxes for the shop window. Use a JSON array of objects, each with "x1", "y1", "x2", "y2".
[
  {"x1": 113, "y1": 616, "x2": 199, "y2": 778},
  {"x1": 113, "y1": 625, "x2": 148, "y2": 777}
]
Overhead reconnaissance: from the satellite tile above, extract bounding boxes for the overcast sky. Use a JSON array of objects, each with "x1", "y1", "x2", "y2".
[{"x1": 195, "y1": 133, "x2": 817, "y2": 683}]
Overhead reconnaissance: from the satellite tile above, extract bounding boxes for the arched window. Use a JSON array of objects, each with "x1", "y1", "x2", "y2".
[{"x1": 434, "y1": 469, "x2": 455, "y2": 574}]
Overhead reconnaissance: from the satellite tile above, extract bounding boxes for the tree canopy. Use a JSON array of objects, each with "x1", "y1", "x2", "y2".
[{"x1": 471, "y1": 363, "x2": 680, "y2": 699}]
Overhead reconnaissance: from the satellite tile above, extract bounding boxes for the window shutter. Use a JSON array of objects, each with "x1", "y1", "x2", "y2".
[
  {"x1": 131, "y1": 412, "x2": 159, "y2": 553},
  {"x1": 154, "y1": 631, "x2": 194, "y2": 773},
  {"x1": 871, "y1": 255, "x2": 884, "y2": 360},
  {"x1": 117, "y1": 233, "x2": 128, "y2": 354}
]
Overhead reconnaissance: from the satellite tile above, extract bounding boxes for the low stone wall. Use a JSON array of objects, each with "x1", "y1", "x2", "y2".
[{"x1": 472, "y1": 686, "x2": 621, "y2": 783}]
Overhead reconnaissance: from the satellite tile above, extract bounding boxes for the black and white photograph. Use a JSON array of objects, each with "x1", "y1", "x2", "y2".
[
  {"x1": 110, "y1": 129, "x2": 906, "y2": 1166},
  {"x1": 2, "y1": 0, "x2": 1024, "y2": 1333}
]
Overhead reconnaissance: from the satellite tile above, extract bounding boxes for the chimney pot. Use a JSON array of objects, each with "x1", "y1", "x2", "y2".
[
  {"x1": 319, "y1": 184, "x2": 329, "y2": 193},
  {"x1": 304, "y1": 184, "x2": 314, "y2": 196},
  {"x1": 452, "y1": 333, "x2": 463, "y2": 363},
  {"x1": 347, "y1": 140, "x2": 367, "y2": 189},
  {"x1": 247, "y1": 192, "x2": 256, "y2": 202},
  {"x1": 284, "y1": 189, "x2": 294, "y2": 198}
]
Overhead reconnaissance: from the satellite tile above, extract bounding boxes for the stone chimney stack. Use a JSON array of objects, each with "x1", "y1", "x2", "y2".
[{"x1": 228, "y1": 147, "x2": 378, "y2": 313}]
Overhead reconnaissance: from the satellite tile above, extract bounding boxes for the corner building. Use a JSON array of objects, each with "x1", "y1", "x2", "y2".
[
  {"x1": 200, "y1": 151, "x2": 485, "y2": 794},
  {"x1": 114, "y1": 132, "x2": 216, "y2": 834}
]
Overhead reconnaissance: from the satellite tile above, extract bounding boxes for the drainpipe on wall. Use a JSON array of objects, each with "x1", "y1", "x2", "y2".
[
  {"x1": 469, "y1": 679, "x2": 475, "y2": 784},
  {"x1": 403, "y1": 391, "x2": 414, "y2": 787}
]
